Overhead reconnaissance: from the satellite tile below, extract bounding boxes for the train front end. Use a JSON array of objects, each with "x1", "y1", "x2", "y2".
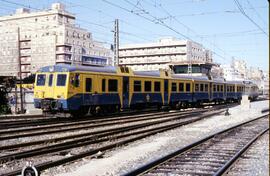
[{"x1": 34, "y1": 65, "x2": 70, "y2": 114}]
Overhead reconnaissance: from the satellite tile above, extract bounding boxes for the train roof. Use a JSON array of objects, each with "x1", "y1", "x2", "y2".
[
  {"x1": 226, "y1": 80, "x2": 244, "y2": 85},
  {"x1": 172, "y1": 74, "x2": 209, "y2": 81},
  {"x1": 133, "y1": 71, "x2": 161, "y2": 77},
  {"x1": 212, "y1": 78, "x2": 226, "y2": 83},
  {"x1": 37, "y1": 64, "x2": 117, "y2": 73}
]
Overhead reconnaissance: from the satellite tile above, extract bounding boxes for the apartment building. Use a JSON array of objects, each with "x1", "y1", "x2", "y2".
[
  {"x1": 119, "y1": 38, "x2": 212, "y2": 71},
  {"x1": 0, "y1": 3, "x2": 113, "y2": 78}
]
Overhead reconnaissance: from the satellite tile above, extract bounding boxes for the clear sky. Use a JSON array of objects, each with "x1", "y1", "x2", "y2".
[{"x1": 0, "y1": 0, "x2": 268, "y2": 71}]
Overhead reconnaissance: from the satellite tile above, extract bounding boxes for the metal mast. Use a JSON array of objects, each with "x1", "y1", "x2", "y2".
[
  {"x1": 17, "y1": 27, "x2": 24, "y2": 113},
  {"x1": 114, "y1": 19, "x2": 119, "y2": 66}
]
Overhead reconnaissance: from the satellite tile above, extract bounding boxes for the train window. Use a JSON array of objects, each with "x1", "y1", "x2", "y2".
[
  {"x1": 154, "y1": 81, "x2": 161, "y2": 92},
  {"x1": 220, "y1": 85, "x2": 223, "y2": 92},
  {"x1": 120, "y1": 67, "x2": 125, "y2": 73},
  {"x1": 36, "y1": 74, "x2": 46, "y2": 86},
  {"x1": 213, "y1": 84, "x2": 216, "y2": 92},
  {"x1": 144, "y1": 81, "x2": 151, "y2": 92},
  {"x1": 48, "y1": 74, "x2": 53, "y2": 87},
  {"x1": 102, "y1": 79, "x2": 106, "y2": 92},
  {"x1": 134, "y1": 81, "x2": 141, "y2": 92},
  {"x1": 72, "y1": 73, "x2": 80, "y2": 87},
  {"x1": 186, "y1": 83, "x2": 191, "y2": 92},
  {"x1": 108, "y1": 79, "x2": 118, "y2": 92},
  {"x1": 232, "y1": 86, "x2": 235, "y2": 92},
  {"x1": 57, "y1": 74, "x2": 67, "y2": 86},
  {"x1": 227, "y1": 86, "x2": 230, "y2": 92},
  {"x1": 171, "y1": 82, "x2": 177, "y2": 92},
  {"x1": 217, "y1": 85, "x2": 220, "y2": 92},
  {"x1": 204, "y1": 84, "x2": 208, "y2": 92},
  {"x1": 200, "y1": 84, "x2": 204, "y2": 92},
  {"x1": 85, "y1": 78, "x2": 92, "y2": 92},
  {"x1": 195, "y1": 84, "x2": 199, "y2": 91},
  {"x1": 179, "y1": 83, "x2": 184, "y2": 92}
]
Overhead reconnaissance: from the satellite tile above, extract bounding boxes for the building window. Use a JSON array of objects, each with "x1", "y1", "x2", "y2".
[
  {"x1": 134, "y1": 80, "x2": 141, "y2": 92},
  {"x1": 144, "y1": 81, "x2": 151, "y2": 92}
]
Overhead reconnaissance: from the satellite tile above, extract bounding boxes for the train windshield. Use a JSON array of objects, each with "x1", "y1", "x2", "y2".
[
  {"x1": 36, "y1": 74, "x2": 46, "y2": 86},
  {"x1": 57, "y1": 74, "x2": 67, "y2": 86}
]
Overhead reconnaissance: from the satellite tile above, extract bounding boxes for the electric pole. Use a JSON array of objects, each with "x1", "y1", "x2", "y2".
[
  {"x1": 114, "y1": 19, "x2": 119, "y2": 66},
  {"x1": 17, "y1": 27, "x2": 24, "y2": 113}
]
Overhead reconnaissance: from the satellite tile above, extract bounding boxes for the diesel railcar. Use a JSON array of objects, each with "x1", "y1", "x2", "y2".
[{"x1": 34, "y1": 64, "x2": 249, "y2": 116}]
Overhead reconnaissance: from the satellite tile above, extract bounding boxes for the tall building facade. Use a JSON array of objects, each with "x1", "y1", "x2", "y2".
[
  {"x1": 119, "y1": 38, "x2": 212, "y2": 71},
  {"x1": 0, "y1": 3, "x2": 113, "y2": 78}
]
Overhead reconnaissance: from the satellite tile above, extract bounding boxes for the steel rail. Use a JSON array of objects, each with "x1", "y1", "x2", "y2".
[
  {"x1": 0, "y1": 110, "x2": 218, "y2": 162},
  {"x1": 0, "y1": 109, "x2": 210, "y2": 140},
  {"x1": 124, "y1": 114, "x2": 269, "y2": 176},
  {"x1": 1, "y1": 111, "x2": 224, "y2": 176}
]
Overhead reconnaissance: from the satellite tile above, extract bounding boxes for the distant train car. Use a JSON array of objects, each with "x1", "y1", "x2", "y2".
[
  {"x1": 211, "y1": 78, "x2": 225, "y2": 103},
  {"x1": 226, "y1": 81, "x2": 245, "y2": 102},
  {"x1": 169, "y1": 75, "x2": 194, "y2": 108},
  {"x1": 243, "y1": 81, "x2": 259, "y2": 100}
]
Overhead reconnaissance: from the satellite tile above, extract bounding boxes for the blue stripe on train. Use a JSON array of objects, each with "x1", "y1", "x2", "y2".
[
  {"x1": 67, "y1": 93, "x2": 120, "y2": 110},
  {"x1": 193, "y1": 92, "x2": 210, "y2": 102},
  {"x1": 212, "y1": 92, "x2": 225, "y2": 100},
  {"x1": 170, "y1": 93, "x2": 193, "y2": 103},
  {"x1": 130, "y1": 93, "x2": 162, "y2": 105}
]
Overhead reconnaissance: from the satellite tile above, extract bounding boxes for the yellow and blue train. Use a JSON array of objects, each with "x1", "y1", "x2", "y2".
[{"x1": 34, "y1": 64, "x2": 258, "y2": 116}]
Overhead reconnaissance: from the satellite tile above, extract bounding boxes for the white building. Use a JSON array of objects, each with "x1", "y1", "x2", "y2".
[
  {"x1": 119, "y1": 38, "x2": 212, "y2": 71},
  {"x1": 0, "y1": 3, "x2": 113, "y2": 78},
  {"x1": 231, "y1": 59, "x2": 247, "y2": 79},
  {"x1": 221, "y1": 64, "x2": 244, "y2": 81}
]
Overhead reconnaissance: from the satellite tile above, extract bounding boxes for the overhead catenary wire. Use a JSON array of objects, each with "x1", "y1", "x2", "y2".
[
  {"x1": 233, "y1": 0, "x2": 268, "y2": 36},
  {"x1": 245, "y1": 0, "x2": 267, "y2": 27}
]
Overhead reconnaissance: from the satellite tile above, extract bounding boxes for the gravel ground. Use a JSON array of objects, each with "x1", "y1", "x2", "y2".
[
  {"x1": 225, "y1": 131, "x2": 269, "y2": 176},
  {"x1": 51, "y1": 100, "x2": 269, "y2": 176}
]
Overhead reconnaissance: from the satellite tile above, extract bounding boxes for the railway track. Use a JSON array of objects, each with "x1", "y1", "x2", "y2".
[
  {"x1": 125, "y1": 114, "x2": 269, "y2": 176},
  {"x1": 0, "y1": 109, "x2": 224, "y2": 176},
  {"x1": 0, "y1": 103, "x2": 237, "y2": 129},
  {"x1": 0, "y1": 109, "x2": 158, "y2": 129},
  {"x1": 0, "y1": 109, "x2": 210, "y2": 141},
  {"x1": 224, "y1": 131, "x2": 269, "y2": 176},
  {"x1": 1, "y1": 103, "x2": 234, "y2": 141}
]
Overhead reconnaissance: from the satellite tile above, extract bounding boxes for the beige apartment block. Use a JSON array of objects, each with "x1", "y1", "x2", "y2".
[
  {"x1": 119, "y1": 37, "x2": 212, "y2": 71},
  {"x1": 0, "y1": 3, "x2": 113, "y2": 78}
]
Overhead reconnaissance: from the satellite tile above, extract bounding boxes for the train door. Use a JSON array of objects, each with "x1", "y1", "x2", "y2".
[
  {"x1": 122, "y1": 76, "x2": 129, "y2": 109},
  {"x1": 209, "y1": 82, "x2": 213, "y2": 101},
  {"x1": 46, "y1": 73, "x2": 55, "y2": 98},
  {"x1": 164, "y1": 79, "x2": 168, "y2": 105}
]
